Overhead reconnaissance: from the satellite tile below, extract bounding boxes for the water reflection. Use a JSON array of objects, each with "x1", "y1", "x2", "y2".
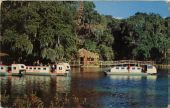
[
  {"x1": 72, "y1": 67, "x2": 101, "y2": 73},
  {"x1": 108, "y1": 75, "x2": 157, "y2": 80},
  {"x1": 0, "y1": 75, "x2": 71, "y2": 107},
  {"x1": 0, "y1": 68, "x2": 168, "y2": 108},
  {"x1": 94, "y1": 75, "x2": 168, "y2": 108},
  {"x1": 9, "y1": 76, "x2": 70, "y2": 93}
]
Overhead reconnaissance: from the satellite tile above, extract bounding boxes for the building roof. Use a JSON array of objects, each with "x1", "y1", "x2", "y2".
[{"x1": 78, "y1": 48, "x2": 99, "y2": 59}]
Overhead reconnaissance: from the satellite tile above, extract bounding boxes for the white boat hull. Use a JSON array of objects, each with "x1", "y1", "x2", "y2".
[
  {"x1": 105, "y1": 65, "x2": 157, "y2": 76},
  {"x1": 104, "y1": 71, "x2": 152, "y2": 76}
]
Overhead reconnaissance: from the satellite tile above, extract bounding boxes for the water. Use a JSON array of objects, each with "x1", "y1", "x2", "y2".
[{"x1": 0, "y1": 67, "x2": 169, "y2": 108}]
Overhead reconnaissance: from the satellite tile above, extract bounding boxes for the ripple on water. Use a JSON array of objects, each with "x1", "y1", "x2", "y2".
[{"x1": 0, "y1": 69, "x2": 169, "y2": 107}]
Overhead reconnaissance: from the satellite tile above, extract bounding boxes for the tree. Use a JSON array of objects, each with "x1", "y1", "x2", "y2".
[
  {"x1": 110, "y1": 12, "x2": 169, "y2": 61},
  {"x1": 1, "y1": 1, "x2": 78, "y2": 64},
  {"x1": 1, "y1": 2, "x2": 169, "y2": 64},
  {"x1": 98, "y1": 44, "x2": 114, "y2": 60}
]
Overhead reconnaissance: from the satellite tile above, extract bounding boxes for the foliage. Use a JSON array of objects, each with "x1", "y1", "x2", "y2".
[
  {"x1": 98, "y1": 44, "x2": 114, "y2": 60},
  {"x1": 110, "y1": 12, "x2": 169, "y2": 61},
  {"x1": 1, "y1": 1, "x2": 77, "y2": 63},
  {"x1": 1, "y1": 2, "x2": 169, "y2": 64},
  {"x1": 84, "y1": 40, "x2": 97, "y2": 52}
]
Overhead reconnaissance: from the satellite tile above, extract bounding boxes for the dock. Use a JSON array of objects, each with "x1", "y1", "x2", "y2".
[
  {"x1": 69, "y1": 60, "x2": 170, "y2": 70},
  {"x1": 155, "y1": 64, "x2": 170, "y2": 69},
  {"x1": 69, "y1": 60, "x2": 156, "y2": 67}
]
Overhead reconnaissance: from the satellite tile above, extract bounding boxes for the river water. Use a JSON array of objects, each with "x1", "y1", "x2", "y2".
[{"x1": 0, "y1": 67, "x2": 169, "y2": 108}]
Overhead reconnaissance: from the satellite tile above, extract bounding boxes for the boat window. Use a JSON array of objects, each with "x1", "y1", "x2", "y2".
[
  {"x1": 132, "y1": 67, "x2": 135, "y2": 70},
  {"x1": 121, "y1": 67, "x2": 124, "y2": 69},
  {"x1": 1, "y1": 67, "x2": 3, "y2": 69},
  {"x1": 21, "y1": 66, "x2": 24, "y2": 68},
  {"x1": 116, "y1": 67, "x2": 119, "y2": 69},
  {"x1": 29, "y1": 67, "x2": 32, "y2": 69},
  {"x1": 34, "y1": 68, "x2": 36, "y2": 70},
  {"x1": 59, "y1": 67, "x2": 62, "y2": 70},
  {"x1": 137, "y1": 68, "x2": 141, "y2": 70},
  {"x1": 67, "y1": 66, "x2": 69, "y2": 68},
  {"x1": 43, "y1": 68, "x2": 46, "y2": 70},
  {"x1": 26, "y1": 67, "x2": 28, "y2": 69},
  {"x1": 147, "y1": 66, "x2": 153, "y2": 69},
  {"x1": 122, "y1": 64, "x2": 127, "y2": 66},
  {"x1": 13, "y1": 67, "x2": 16, "y2": 70},
  {"x1": 38, "y1": 68, "x2": 41, "y2": 70}
]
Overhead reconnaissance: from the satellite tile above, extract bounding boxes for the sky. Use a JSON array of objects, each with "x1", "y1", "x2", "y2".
[{"x1": 94, "y1": 1, "x2": 170, "y2": 19}]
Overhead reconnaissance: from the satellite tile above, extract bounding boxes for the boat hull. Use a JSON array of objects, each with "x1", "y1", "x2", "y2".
[
  {"x1": 25, "y1": 72, "x2": 69, "y2": 76},
  {"x1": 0, "y1": 72, "x2": 25, "y2": 76},
  {"x1": 104, "y1": 71, "x2": 154, "y2": 76}
]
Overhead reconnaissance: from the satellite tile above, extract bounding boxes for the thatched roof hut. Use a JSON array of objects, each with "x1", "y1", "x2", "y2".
[{"x1": 78, "y1": 48, "x2": 99, "y2": 59}]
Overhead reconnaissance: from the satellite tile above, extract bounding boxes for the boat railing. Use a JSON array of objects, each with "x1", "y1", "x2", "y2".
[
  {"x1": 67, "y1": 60, "x2": 155, "y2": 66},
  {"x1": 113, "y1": 60, "x2": 155, "y2": 65}
]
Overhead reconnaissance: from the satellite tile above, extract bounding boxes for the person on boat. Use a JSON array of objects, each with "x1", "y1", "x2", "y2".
[
  {"x1": 54, "y1": 64, "x2": 56, "y2": 70},
  {"x1": 142, "y1": 65, "x2": 145, "y2": 72},
  {"x1": 36, "y1": 60, "x2": 40, "y2": 66},
  {"x1": 127, "y1": 64, "x2": 130, "y2": 73},
  {"x1": 51, "y1": 64, "x2": 54, "y2": 72},
  {"x1": 51, "y1": 64, "x2": 55, "y2": 73}
]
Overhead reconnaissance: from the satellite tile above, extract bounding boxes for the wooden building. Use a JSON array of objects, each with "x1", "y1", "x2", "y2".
[{"x1": 78, "y1": 48, "x2": 99, "y2": 66}]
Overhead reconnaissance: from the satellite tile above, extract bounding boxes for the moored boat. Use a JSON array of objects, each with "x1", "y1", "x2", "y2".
[
  {"x1": 0, "y1": 64, "x2": 26, "y2": 76},
  {"x1": 104, "y1": 60, "x2": 157, "y2": 75},
  {"x1": 0, "y1": 65, "x2": 8, "y2": 75},
  {"x1": 0, "y1": 62, "x2": 71, "y2": 76},
  {"x1": 25, "y1": 62, "x2": 71, "y2": 76},
  {"x1": 26, "y1": 66, "x2": 51, "y2": 76},
  {"x1": 59, "y1": 62, "x2": 71, "y2": 72}
]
